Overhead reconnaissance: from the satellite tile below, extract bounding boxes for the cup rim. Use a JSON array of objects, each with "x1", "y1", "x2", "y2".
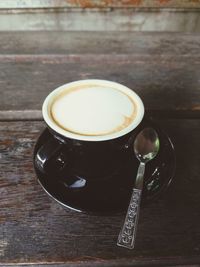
[{"x1": 42, "y1": 79, "x2": 145, "y2": 141}]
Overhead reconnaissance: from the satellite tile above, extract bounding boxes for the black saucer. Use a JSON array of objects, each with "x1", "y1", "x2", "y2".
[{"x1": 33, "y1": 125, "x2": 176, "y2": 214}]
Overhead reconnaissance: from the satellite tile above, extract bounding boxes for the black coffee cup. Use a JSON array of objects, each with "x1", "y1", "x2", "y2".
[{"x1": 35, "y1": 79, "x2": 144, "y2": 180}]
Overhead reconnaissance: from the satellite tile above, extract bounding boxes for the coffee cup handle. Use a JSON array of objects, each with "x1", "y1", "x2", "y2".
[{"x1": 35, "y1": 137, "x2": 64, "y2": 174}]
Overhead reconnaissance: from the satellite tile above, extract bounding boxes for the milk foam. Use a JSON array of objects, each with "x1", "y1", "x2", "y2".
[{"x1": 51, "y1": 85, "x2": 136, "y2": 136}]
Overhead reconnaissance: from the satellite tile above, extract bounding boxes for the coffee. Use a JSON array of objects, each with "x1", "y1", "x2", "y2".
[
  {"x1": 50, "y1": 84, "x2": 137, "y2": 136},
  {"x1": 43, "y1": 80, "x2": 144, "y2": 141}
]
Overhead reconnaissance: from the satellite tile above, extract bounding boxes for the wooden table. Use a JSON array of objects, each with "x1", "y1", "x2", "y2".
[{"x1": 1, "y1": 31, "x2": 200, "y2": 267}]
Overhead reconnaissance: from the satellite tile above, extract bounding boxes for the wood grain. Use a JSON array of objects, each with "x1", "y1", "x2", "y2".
[
  {"x1": 1, "y1": 259, "x2": 200, "y2": 267},
  {"x1": 0, "y1": 54, "x2": 200, "y2": 118},
  {"x1": 0, "y1": 32, "x2": 200, "y2": 119},
  {"x1": 1, "y1": 120, "x2": 200, "y2": 265},
  {"x1": 1, "y1": 32, "x2": 200, "y2": 55}
]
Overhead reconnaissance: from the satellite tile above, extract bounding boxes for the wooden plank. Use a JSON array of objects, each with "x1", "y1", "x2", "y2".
[
  {"x1": 0, "y1": 9, "x2": 200, "y2": 32},
  {"x1": 2, "y1": 262, "x2": 200, "y2": 267},
  {"x1": 0, "y1": 0, "x2": 200, "y2": 9},
  {"x1": 1, "y1": 32, "x2": 200, "y2": 56},
  {"x1": 0, "y1": 111, "x2": 42, "y2": 121},
  {"x1": 1, "y1": 119, "x2": 200, "y2": 265},
  {"x1": 0, "y1": 54, "x2": 199, "y2": 118}
]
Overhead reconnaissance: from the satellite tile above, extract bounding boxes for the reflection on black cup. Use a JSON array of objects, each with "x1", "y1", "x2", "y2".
[{"x1": 35, "y1": 79, "x2": 144, "y2": 180}]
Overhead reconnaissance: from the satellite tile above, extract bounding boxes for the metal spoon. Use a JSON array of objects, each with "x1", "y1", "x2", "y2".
[{"x1": 117, "y1": 128, "x2": 160, "y2": 249}]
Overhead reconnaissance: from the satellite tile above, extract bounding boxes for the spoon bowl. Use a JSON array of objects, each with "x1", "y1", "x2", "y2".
[{"x1": 134, "y1": 128, "x2": 160, "y2": 163}]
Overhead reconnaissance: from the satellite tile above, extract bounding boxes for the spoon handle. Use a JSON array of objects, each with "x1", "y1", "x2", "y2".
[{"x1": 117, "y1": 162, "x2": 145, "y2": 249}]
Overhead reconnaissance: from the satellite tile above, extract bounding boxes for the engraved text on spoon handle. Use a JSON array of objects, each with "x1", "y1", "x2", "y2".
[{"x1": 117, "y1": 188, "x2": 142, "y2": 249}]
